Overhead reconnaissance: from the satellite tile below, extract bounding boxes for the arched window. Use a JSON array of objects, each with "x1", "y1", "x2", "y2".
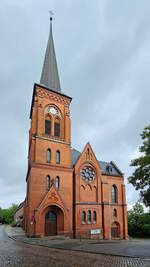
[
  {"x1": 113, "y1": 209, "x2": 117, "y2": 218},
  {"x1": 93, "y1": 211, "x2": 96, "y2": 224},
  {"x1": 56, "y1": 150, "x2": 60, "y2": 164},
  {"x1": 46, "y1": 149, "x2": 51, "y2": 163},
  {"x1": 87, "y1": 210, "x2": 91, "y2": 224},
  {"x1": 46, "y1": 175, "x2": 50, "y2": 190},
  {"x1": 45, "y1": 116, "x2": 51, "y2": 135},
  {"x1": 56, "y1": 176, "x2": 59, "y2": 190},
  {"x1": 112, "y1": 185, "x2": 117, "y2": 203},
  {"x1": 54, "y1": 118, "x2": 60, "y2": 137},
  {"x1": 82, "y1": 211, "x2": 86, "y2": 224}
]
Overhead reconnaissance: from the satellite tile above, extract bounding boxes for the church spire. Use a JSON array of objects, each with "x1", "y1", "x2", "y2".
[{"x1": 40, "y1": 17, "x2": 61, "y2": 92}]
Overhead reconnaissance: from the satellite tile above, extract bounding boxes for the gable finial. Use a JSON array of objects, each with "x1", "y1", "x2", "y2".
[{"x1": 49, "y1": 10, "x2": 54, "y2": 21}]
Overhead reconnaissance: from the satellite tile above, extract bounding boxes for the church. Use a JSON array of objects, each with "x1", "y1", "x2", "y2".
[{"x1": 23, "y1": 18, "x2": 128, "y2": 240}]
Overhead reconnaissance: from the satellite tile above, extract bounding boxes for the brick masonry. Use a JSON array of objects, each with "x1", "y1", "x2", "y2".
[{"x1": 23, "y1": 83, "x2": 128, "y2": 240}]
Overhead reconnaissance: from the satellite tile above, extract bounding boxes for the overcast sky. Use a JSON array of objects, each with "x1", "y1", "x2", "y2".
[{"x1": 0, "y1": 0, "x2": 150, "y2": 209}]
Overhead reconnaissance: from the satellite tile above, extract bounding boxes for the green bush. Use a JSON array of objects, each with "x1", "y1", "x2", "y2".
[
  {"x1": 141, "y1": 224, "x2": 150, "y2": 237},
  {"x1": 11, "y1": 221, "x2": 17, "y2": 227},
  {"x1": 0, "y1": 204, "x2": 18, "y2": 224}
]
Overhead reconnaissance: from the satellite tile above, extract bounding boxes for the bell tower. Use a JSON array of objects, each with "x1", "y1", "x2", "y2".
[
  {"x1": 29, "y1": 17, "x2": 72, "y2": 166},
  {"x1": 24, "y1": 17, "x2": 73, "y2": 237}
]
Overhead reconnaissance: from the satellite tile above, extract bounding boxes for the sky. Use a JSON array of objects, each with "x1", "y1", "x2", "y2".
[{"x1": 0, "y1": 0, "x2": 150, "y2": 209}]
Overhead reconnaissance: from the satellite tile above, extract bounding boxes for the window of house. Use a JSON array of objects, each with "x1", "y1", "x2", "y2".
[
  {"x1": 87, "y1": 210, "x2": 91, "y2": 224},
  {"x1": 82, "y1": 211, "x2": 86, "y2": 224},
  {"x1": 93, "y1": 211, "x2": 96, "y2": 224},
  {"x1": 54, "y1": 118, "x2": 60, "y2": 137},
  {"x1": 56, "y1": 150, "x2": 60, "y2": 164},
  {"x1": 56, "y1": 176, "x2": 59, "y2": 190},
  {"x1": 47, "y1": 149, "x2": 51, "y2": 163},
  {"x1": 46, "y1": 175, "x2": 50, "y2": 190},
  {"x1": 45, "y1": 116, "x2": 51, "y2": 135},
  {"x1": 112, "y1": 185, "x2": 117, "y2": 203},
  {"x1": 113, "y1": 209, "x2": 117, "y2": 218}
]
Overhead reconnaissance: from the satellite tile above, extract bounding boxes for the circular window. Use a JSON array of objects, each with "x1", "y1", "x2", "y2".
[{"x1": 80, "y1": 167, "x2": 95, "y2": 183}]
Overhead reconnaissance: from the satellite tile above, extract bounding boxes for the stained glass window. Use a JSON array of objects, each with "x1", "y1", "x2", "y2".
[
  {"x1": 93, "y1": 211, "x2": 96, "y2": 224},
  {"x1": 88, "y1": 210, "x2": 91, "y2": 224},
  {"x1": 56, "y1": 176, "x2": 59, "y2": 190},
  {"x1": 56, "y1": 151, "x2": 60, "y2": 164},
  {"x1": 112, "y1": 185, "x2": 117, "y2": 203},
  {"x1": 47, "y1": 149, "x2": 51, "y2": 162},
  {"x1": 82, "y1": 211, "x2": 86, "y2": 224},
  {"x1": 113, "y1": 209, "x2": 117, "y2": 218},
  {"x1": 80, "y1": 167, "x2": 95, "y2": 183},
  {"x1": 46, "y1": 175, "x2": 50, "y2": 190}
]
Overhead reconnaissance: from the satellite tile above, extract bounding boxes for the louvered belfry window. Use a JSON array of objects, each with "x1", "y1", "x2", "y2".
[
  {"x1": 54, "y1": 118, "x2": 60, "y2": 137},
  {"x1": 45, "y1": 116, "x2": 51, "y2": 135}
]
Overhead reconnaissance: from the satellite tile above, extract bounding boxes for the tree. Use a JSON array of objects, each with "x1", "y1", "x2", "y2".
[
  {"x1": 128, "y1": 203, "x2": 144, "y2": 237},
  {"x1": 0, "y1": 204, "x2": 18, "y2": 224},
  {"x1": 6, "y1": 204, "x2": 18, "y2": 224},
  {"x1": 128, "y1": 125, "x2": 150, "y2": 207},
  {"x1": 127, "y1": 202, "x2": 150, "y2": 237},
  {"x1": 133, "y1": 202, "x2": 144, "y2": 215}
]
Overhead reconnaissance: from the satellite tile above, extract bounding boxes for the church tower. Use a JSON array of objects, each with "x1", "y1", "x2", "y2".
[{"x1": 24, "y1": 17, "x2": 73, "y2": 237}]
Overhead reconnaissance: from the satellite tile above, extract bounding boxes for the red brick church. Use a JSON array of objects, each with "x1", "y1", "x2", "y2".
[{"x1": 23, "y1": 18, "x2": 128, "y2": 240}]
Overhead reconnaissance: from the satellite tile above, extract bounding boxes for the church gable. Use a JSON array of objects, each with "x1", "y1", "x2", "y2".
[
  {"x1": 73, "y1": 142, "x2": 101, "y2": 172},
  {"x1": 72, "y1": 146, "x2": 123, "y2": 177},
  {"x1": 36, "y1": 185, "x2": 69, "y2": 213},
  {"x1": 74, "y1": 143, "x2": 101, "y2": 203}
]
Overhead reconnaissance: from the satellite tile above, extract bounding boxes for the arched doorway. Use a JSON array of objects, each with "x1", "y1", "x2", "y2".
[
  {"x1": 45, "y1": 205, "x2": 64, "y2": 236},
  {"x1": 111, "y1": 222, "x2": 120, "y2": 238}
]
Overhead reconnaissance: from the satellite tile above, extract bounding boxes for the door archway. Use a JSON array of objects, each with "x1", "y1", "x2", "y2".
[
  {"x1": 111, "y1": 222, "x2": 120, "y2": 238},
  {"x1": 44, "y1": 205, "x2": 64, "y2": 236}
]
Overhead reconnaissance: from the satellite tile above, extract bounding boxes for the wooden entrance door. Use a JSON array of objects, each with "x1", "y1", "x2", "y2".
[
  {"x1": 111, "y1": 222, "x2": 120, "y2": 238},
  {"x1": 45, "y1": 211, "x2": 57, "y2": 236},
  {"x1": 111, "y1": 227, "x2": 119, "y2": 238}
]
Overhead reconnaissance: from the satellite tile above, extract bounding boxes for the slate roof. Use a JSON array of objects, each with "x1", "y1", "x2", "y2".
[
  {"x1": 40, "y1": 19, "x2": 61, "y2": 92},
  {"x1": 14, "y1": 201, "x2": 24, "y2": 214},
  {"x1": 71, "y1": 148, "x2": 123, "y2": 177}
]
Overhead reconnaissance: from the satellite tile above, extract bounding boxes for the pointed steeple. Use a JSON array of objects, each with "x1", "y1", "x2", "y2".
[{"x1": 40, "y1": 17, "x2": 61, "y2": 92}]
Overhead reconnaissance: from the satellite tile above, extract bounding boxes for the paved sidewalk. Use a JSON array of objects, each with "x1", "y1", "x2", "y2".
[
  {"x1": 5, "y1": 226, "x2": 150, "y2": 261},
  {"x1": 0, "y1": 225, "x2": 149, "y2": 267}
]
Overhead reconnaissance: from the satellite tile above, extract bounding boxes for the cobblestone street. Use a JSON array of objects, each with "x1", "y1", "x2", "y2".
[{"x1": 0, "y1": 225, "x2": 149, "y2": 266}]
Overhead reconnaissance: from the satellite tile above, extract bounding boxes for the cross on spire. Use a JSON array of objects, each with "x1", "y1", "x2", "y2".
[{"x1": 49, "y1": 10, "x2": 54, "y2": 21}]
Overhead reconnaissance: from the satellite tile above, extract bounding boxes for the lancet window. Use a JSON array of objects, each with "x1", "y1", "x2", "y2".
[
  {"x1": 47, "y1": 149, "x2": 51, "y2": 163},
  {"x1": 112, "y1": 185, "x2": 117, "y2": 203}
]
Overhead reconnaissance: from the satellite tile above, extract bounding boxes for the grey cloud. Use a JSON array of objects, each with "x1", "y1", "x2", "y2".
[{"x1": 0, "y1": 0, "x2": 150, "y2": 208}]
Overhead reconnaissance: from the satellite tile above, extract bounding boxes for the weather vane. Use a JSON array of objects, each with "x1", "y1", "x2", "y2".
[{"x1": 49, "y1": 10, "x2": 54, "y2": 21}]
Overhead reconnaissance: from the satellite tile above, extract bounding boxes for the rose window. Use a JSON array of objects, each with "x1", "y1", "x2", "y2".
[{"x1": 80, "y1": 167, "x2": 95, "y2": 183}]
